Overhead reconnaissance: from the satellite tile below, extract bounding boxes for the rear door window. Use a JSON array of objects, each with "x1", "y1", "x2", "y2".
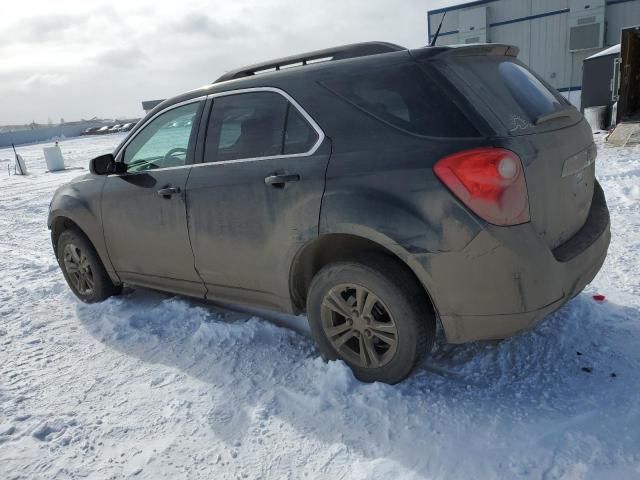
[
  {"x1": 320, "y1": 64, "x2": 479, "y2": 138},
  {"x1": 205, "y1": 92, "x2": 288, "y2": 162},
  {"x1": 204, "y1": 92, "x2": 320, "y2": 162}
]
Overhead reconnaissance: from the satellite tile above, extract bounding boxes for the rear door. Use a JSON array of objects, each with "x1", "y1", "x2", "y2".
[
  {"x1": 434, "y1": 52, "x2": 596, "y2": 248},
  {"x1": 102, "y1": 99, "x2": 207, "y2": 297},
  {"x1": 186, "y1": 89, "x2": 330, "y2": 310}
]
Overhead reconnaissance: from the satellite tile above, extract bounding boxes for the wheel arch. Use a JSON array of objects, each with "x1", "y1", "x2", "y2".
[
  {"x1": 49, "y1": 213, "x2": 120, "y2": 285},
  {"x1": 289, "y1": 232, "x2": 438, "y2": 321},
  {"x1": 50, "y1": 216, "x2": 83, "y2": 252}
]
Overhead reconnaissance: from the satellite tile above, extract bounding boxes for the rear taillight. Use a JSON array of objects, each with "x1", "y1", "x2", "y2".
[{"x1": 433, "y1": 147, "x2": 530, "y2": 226}]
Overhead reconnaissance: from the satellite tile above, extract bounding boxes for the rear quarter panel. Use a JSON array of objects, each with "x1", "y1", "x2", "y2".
[{"x1": 312, "y1": 93, "x2": 488, "y2": 310}]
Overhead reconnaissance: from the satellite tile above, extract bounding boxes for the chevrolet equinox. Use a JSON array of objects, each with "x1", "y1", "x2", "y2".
[{"x1": 49, "y1": 42, "x2": 610, "y2": 384}]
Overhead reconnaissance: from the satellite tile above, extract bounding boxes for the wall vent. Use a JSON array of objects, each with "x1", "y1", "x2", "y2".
[
  {"x1": 568, "y1": 0, "x2": 605, "y2": 52},
  {"x1": 577, "y1": 16, "x2": 597, "y2": 25}
]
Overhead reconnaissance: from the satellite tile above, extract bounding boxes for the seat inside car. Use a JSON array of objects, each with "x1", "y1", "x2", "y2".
[{"x1": 233, "y1": 115, "x2": 279, "y2": 159}]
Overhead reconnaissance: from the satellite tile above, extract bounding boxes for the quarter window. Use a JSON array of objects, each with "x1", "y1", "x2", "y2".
[
  {"x1": 204, "y1": 91, "x2": 319, "y2": 162},
  {"x1": 321, "y1": 64, "x2": 479, "y2": 138},
  {"x1": 284, "y1": 104, "x2": 319, "y2": 155},
  {"x1": 123, "y1": 101, "x2": 201, "y2": 172},
  {"x1": 443, "y1": 57, "x2": 571, "y2": 129},
  {"x1": 498, "y1": 61, "x2": 567, "y2": 122}
]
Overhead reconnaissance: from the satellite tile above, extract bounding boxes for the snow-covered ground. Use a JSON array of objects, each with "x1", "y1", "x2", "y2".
[{"x1": 1, "y1": 133, "x2": 639, "y2": 480}]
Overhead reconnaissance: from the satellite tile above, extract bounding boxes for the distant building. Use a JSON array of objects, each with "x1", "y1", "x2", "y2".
[
  {"x1": 0, "y1": 117, "x2": 141, "y2": 148},
  {"x1": 427, "y1": 0, "x2": 640, "y2": 109},
  {"x1": 0, "y1": 121, "x2": 106, "y2": 147},
  {"x1": 142, "y1": 100, "x2": 165, "y2": 114}
]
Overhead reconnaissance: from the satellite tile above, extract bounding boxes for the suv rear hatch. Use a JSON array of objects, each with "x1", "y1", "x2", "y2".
[{"x1": 423, "y1": 45, "x2": 596, "y2": 249}]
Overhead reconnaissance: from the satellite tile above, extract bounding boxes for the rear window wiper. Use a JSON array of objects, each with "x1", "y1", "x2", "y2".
[{"x1": 535, "y1": 107, "x2": 575, "y2": 126}]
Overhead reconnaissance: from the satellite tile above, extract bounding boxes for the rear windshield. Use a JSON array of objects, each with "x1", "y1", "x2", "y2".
[
  {"x1": 442, "y1": 57, "x2": 572, "y2": 133},
  {"x1": 320, "y1": 64, "x2": 479, "y2": 138}
]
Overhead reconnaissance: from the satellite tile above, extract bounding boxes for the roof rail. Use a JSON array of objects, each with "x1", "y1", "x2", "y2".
[{"x1": 214, "y1": 41, "x2": 406, "y2": 83}]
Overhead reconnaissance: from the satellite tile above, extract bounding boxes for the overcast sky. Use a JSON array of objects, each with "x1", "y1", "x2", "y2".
[{"x1": 0, "y1": 0, "x2": 470, "y2": 125}]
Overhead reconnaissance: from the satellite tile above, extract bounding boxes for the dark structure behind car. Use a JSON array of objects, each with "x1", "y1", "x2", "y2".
[{"x1": 49, "y1": 42, "x2": 610, "y2": 384}]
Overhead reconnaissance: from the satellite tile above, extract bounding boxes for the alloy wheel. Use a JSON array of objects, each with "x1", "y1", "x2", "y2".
[
  {"x1": 62, "y1": 243, "x2": 95, "y2": 296},
  {"x1": 320, "y1": 284, "x2": 398, "y2": 369}
]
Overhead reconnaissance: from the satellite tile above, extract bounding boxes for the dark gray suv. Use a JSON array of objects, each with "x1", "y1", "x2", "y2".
[{"x1": 49, "y1": 42, "x2": 610, "y2": 384}]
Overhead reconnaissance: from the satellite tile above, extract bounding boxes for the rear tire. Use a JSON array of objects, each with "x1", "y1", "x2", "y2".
[
  {"x1": 57, "y1": 229, "x2": 120, "y2": 303},
  {"x1": 307, "y1": 254, "x2": 435, "y2": 384}
]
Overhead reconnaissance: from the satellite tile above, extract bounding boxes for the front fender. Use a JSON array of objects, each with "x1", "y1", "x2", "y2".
[{"x1": 48, "y1": 175, "x2": 117, "y2": 281}]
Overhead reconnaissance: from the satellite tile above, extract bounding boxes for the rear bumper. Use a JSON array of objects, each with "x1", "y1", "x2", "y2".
[{"x1": 413, "y1": 182, "x2": 610, "y2": 343}]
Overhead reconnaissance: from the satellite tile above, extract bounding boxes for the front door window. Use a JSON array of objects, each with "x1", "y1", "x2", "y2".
[{"x1": 123, "y1": 101, "x2": 201, "y2": 173}]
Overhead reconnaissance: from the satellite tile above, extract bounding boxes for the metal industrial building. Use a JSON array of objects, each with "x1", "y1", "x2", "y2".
[{"x1": 427, "y1": 0, "x2": 640, "y2": 109}]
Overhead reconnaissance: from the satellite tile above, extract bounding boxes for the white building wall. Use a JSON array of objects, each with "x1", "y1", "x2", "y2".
[
  {"x1": 562, "y1": 90, "x2": 583, "y2": 110},
  {"x1": 531, "y1": 0, "x2": 568, "y2": 14},
  {"x1": 489, "y1": 21, "x2": 532, "y2": 64},
  {"x1": 428, "y1": 0, "x2": 640, "y2": 109},
  {"x1": 605, "y1": 2, "x2": 640, "y2": 44},
  {"x1": 529, "y1": 12, "x2": 570, "y2": 89},
  {"x1": 500, "y1": 0, "x2": 533, "y2": 19}
]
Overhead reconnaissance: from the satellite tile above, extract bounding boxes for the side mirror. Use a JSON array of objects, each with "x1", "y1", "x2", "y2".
[{"x1": 89, "y1": 154, "x2": 125, "y2": 175}]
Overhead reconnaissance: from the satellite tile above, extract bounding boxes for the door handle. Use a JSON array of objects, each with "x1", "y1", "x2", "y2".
[
  {"x1": 264, "y1": 174, "x2": 300, "y2": 187},
  {"x1": 157, "y1": 186, "x2": 181, "y2": 198}
]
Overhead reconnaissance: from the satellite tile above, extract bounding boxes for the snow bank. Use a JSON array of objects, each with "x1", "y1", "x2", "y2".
[{"x1": 0, "y1": 134, "x2": 639, "y2": 479}]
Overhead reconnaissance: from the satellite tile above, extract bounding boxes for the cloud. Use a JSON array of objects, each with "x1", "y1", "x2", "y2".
[
  {"x1": 0, "y1": 6, "x2": 130, "y2": 47},
  {"x1": 17, "y1": 14, "x2": 80, "y2": 42},
  {"x1": 0, "y1": 0, "x2": 466, "y2": 124},
  {"x1": 170, "y1": 13, "x2": 233, "y2": 37},
  {"x1": 20, "y1": 73, "x2": 68, "y2": 90},
  {"x1": 93, "y1": 46, "x2": 147, "y2": 69}
]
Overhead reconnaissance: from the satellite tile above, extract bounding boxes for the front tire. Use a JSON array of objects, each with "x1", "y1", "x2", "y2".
[
  {"x1": 56, "y1": 229, "x2": 120, "y2": 303},
  {"x1": 307, "y1": 255, "x2": 435, "y2": 384}
]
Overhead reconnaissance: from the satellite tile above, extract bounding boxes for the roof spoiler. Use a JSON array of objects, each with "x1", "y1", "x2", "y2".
[
  {"x1": 214, "y1": 42, "x2": 406, "y2": 83},
  {"x1": 410, "y1": 43, "x2": 519, "y2": 61}
]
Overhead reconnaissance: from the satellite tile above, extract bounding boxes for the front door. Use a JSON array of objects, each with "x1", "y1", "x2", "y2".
[
  {"x1": 186, "y1": 90, "x2": 330, "y2": 310},
  {"x1": 102, "y1": 99, "x2": 207, "y2": 297}
]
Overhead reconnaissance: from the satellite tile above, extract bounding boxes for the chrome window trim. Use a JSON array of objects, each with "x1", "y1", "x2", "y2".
[
  {"x1": 202, "y1": 86, "x2": 325, "y2": 164},
  {"x1": 110, "y1": 87, "x2": 325, "y2": 176}
]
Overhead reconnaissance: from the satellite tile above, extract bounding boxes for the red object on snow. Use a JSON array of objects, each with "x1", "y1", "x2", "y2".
[{"x1": 593, "y1": 294, "x2": 606, "y2": 302}]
